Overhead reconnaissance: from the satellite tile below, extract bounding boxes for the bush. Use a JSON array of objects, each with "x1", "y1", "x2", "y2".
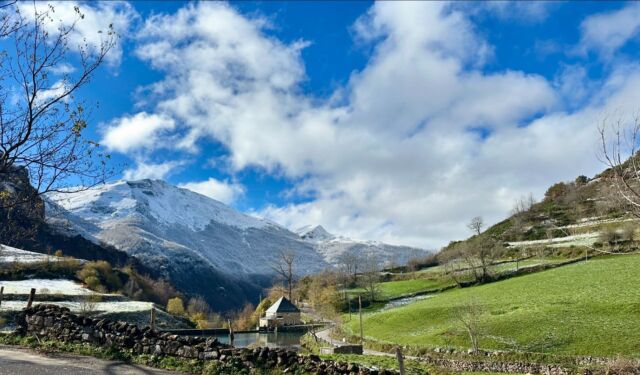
[
  {"x1": 605, "y1": 355, "x2": 639, "y2": 375},
  {"x1": 544, "y1": 182, "x2": 569, "y2": 201},
  {"x1": 167, "y1": 297, "x2": 185, "y2": 316},
  {"x1": 76, "y1": 261, "x2": 123, "y2": 293}
]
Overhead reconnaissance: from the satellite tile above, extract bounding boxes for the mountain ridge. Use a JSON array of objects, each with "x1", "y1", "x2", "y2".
[{"x1": 47, "y1": 179, "x2": 428, "y2": 309}]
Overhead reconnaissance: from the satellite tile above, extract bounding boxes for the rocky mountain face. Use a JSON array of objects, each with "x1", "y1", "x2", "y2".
[{"x1": 47, "y1": 180, "x2": 428, "y2": 310}]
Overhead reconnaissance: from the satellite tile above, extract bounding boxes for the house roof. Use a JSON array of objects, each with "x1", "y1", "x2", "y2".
[{"x1": 265, "y1": 297, "x2": 300, "y2": 314}]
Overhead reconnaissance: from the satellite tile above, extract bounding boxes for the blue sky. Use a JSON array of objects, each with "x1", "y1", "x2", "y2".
[{"x1": 10, "y1": 1, "x2": 640, "y2": 248}]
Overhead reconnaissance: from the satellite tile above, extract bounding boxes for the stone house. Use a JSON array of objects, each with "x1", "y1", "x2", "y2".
[{"x1": 259, "y1": 297, "x2": 301, "y2": 329}]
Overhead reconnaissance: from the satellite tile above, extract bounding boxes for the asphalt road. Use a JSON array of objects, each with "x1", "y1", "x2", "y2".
[{"x1": 0, "y1": 346, "x2": 186, "y2": 375}]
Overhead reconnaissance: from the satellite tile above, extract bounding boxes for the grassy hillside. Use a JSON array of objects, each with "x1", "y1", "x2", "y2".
[{"x1": 344, "y1": 254, "x2": 640, "y2": 357}]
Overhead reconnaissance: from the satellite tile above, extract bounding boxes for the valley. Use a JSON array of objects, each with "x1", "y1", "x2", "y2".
[{"x1": 2, "y1": 1, "x2": 640, "y2": 373}]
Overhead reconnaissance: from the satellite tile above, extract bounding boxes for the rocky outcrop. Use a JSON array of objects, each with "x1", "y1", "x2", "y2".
[{"x1": 17, "y1": 304, "x2": 399, "y2": 375}]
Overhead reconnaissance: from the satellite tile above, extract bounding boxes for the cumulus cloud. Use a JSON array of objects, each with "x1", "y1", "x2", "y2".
[
  {"x1": 102, "y1": 112, "x2": 175, "y2": 153},
  {"x1": 122, "y1": 160, "x2": 182, "y2": 181},
  {"x1": 17, "y1": 1, "x2": 138, "y2": 66},
  {"x1": 179, "y1": 178, "x2": 245, "y2": 204},
  {"x1": 577, "y1": 2, "x2": 640, "y2": 59},
  {"x1": 105, "y1": 2, "x2": 640, "y2": 248}
]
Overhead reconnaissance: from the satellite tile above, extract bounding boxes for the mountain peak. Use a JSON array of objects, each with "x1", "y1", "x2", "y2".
[
  {"x1": 49, "y1": 179, "x2": 268, "y2": 231},
  {"x1": 296, "y1": 225, "x2": 336, "y2": 242}
]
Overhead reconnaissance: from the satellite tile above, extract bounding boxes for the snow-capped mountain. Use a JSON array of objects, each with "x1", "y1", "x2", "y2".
[
  {"x1": 296, "y1": 225, "x2": 335, "y2": 242},
  {"x1": 47, "y1": 179, "x2": 427, "y2": 309},
  {"x1": 47, "y1": 180, "x2": 328, "y2": 310},
  {"x1": 296, "y1": 225, "x2": 428, "y2": 267}
]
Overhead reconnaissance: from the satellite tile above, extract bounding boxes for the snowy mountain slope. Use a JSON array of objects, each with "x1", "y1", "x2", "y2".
[
  {"x1": 47, "y1": 180, "x2": 428, "y2": 309},
  {"x1": 47, "y1": 180, "x2": 328, "y2": 310},
  {"x1": 296, "y1": 225, "x2": 428, "y2": 267}
]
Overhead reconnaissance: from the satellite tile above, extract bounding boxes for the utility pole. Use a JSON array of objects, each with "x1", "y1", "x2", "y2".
[
  {"x1": 0, "y1": 286, "x2": 4, "y2": 308},
  {"x1": 358, "y1": 295, "x2": 363, "y2": 345}
]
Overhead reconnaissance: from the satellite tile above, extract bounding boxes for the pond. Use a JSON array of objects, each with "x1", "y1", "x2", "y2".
[{"x1": 208, "y1": 331, "x2": 307, "y2": 349}]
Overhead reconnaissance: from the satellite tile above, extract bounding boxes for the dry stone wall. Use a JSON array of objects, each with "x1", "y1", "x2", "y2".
[{"x1": 16, "y1": 304, "x2": 398, "y2": 375}]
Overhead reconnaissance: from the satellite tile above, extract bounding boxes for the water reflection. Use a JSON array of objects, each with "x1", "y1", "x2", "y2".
[{"x1": 211, "y1": 331, "x2": 306, "y2": 348}]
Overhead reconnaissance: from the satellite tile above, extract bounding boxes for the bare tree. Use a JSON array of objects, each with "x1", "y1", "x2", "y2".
[
  {"x1": 467, "y1": 216, "x2": 484, "y2": 235},
  {"x1": 0, "y1": 3, "x2": 115, "y2": 205},
  {"x1": 337, "y1": 252, "x2": 360, "y2": 285},
  {"x1": 272, "y1": 250, "x2": 296, "y2": 300},
  {"x1": 453, "y1": 298, "x2": 484, "y2": 353},
  {"x1": 511, "y1": 193, "x2": 535, "y2": 216},
  {"x1": 459, "y1": 237, "x2": 502, "y2": 284},
  {"x1": 597, "y1": 115, "x2": 640, "y2": 218},
  {"x1": 360, "y1": 254, "x2": 381, "y2": 302}
]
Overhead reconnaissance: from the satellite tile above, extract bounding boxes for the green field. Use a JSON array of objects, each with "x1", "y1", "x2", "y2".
[
  {"x1": 350, "y1": 258, "x2": 570, "y2": 302},
  {"x1": 345, "y1": 255, "x2": 640, "y2": 357},
  {"x1": 377, "y1": 278, "x2": 453, "y2": 299}
]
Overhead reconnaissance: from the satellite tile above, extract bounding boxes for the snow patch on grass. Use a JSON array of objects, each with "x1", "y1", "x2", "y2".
[
  {"x1": 0, "y1": 245, "x2": 60, "y2": 264},
  {"x1": 0, "y1": 279, "x2": 96, "y2": 295},
  {"x1": 0, "y1": 301, "x2": 153, "y2": 313},
  {"x1": 507, "y1": 232, "x2": 600, "y2": 248}
]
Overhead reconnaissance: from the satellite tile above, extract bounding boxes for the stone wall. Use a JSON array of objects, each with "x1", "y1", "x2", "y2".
[{"x1": 16, "y1": 304, "x2": 398, "y2": 375}]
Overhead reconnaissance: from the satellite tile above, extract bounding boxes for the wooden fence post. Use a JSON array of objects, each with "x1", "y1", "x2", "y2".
[
  {"x1": 150, "y1": 307, "x2": 156, "y2": 330},
  {"x1": 228, "y1": 319, "x2": 234, "y2": 347},
  {"x1": 27, "y1": 288, "x2": 36, "y2": 308},
  {"x1": 0, "y1": 286, "x2": 4, "y2": 308},
  {"x1": 396, "y1": 346, "x2": 406, "y2": 375}
]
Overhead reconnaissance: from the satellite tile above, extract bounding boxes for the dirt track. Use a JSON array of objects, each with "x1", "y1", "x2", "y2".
[{"x1": 0, "y1": 346, "x2": 185, "y2": 375}]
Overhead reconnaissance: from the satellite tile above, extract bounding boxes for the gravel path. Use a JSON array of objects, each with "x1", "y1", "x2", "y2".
[{"x1": 0, "y1": 346, "x2": 186, "y2": 375}]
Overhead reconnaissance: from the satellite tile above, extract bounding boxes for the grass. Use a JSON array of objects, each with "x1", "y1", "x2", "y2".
[
  {"x1": 344, "y1": 255, "x2": 640, "y2": 358},
  {"x1": 350, "y1": 258, "x2": 571, "y2": 303},
  {"x1": 377, "y1": 278, "x2": 453, "y2": 299}
]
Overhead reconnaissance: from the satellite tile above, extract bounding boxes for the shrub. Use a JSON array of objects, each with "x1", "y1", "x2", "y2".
[
  {"x1": 79, "y1": 294, "x2": 102, "y2": 316},
  {"x1": 167, "y1": 297, "x2": 185, "y2": 316},
  {"x1": 544, "y1": 182, "x2": 569, "y2": 201},
  {"x1": 54, "y1": 250, "x2": 63, "y2": 257},
  {"x1": 605, "y1": 355, "x2": 639, "y2": 375},
  {"x1": 76, "y1": 261, "x2": 122, "y2": 293}
]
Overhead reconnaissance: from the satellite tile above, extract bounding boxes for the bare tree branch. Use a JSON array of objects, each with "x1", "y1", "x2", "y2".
[
  {"x1": 271, "y1": 249, "x2": 296, "y2": 300},
  {"x1": 0, "y1": 2, "x2": 116, "y2": 209}
]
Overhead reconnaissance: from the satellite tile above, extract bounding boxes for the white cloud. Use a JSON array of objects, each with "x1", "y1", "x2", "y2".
[
  {"x1": 107, "y1": 2, "x2": 640, "y2": 248},
  {"x1": 454, "y1": 1, "x2": 552, "y2": 23},
  {"x1": 102, "y1": 112, "x2": 175, "y2": 153},
  {"x1": 577, "y1": 2, "x2": 640, "y2": 59},
  {"x1": 179, "y1": 178, "x2": 245, "y2": 204},
  {"x1": 122, "y1": 160, "x2": 182, "y2": 181},
  {"x1": 16, "y1": 1, "x2": 138, "y2": 66}
]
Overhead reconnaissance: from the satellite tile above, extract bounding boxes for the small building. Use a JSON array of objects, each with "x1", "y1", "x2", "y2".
[{"x1": 259, "y1": 297, "x2": 301, "y2": 329}]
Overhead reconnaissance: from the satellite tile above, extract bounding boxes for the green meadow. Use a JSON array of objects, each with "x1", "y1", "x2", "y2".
[{"x1": 344, "y1": 255, "x2": 640, "y2": 357}]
